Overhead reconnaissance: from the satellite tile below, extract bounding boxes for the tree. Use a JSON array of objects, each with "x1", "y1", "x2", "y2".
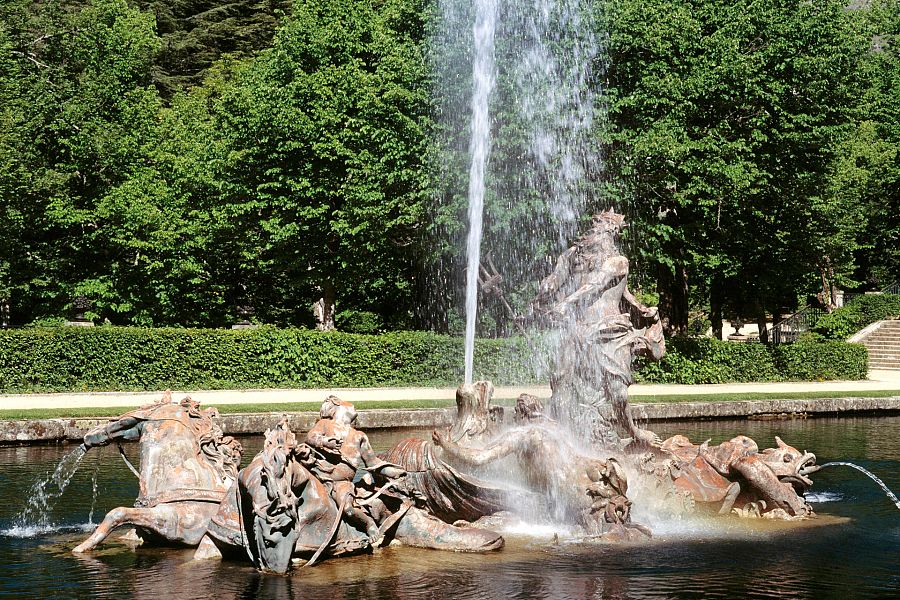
[
  {"x1": 132, "y1": 0, "x2": 293, "y2": 98},
  {"x1": 601, "y1": 0, "x2": 874, "y2": 336},
  {"x1": 180, "y1": 0, "x2": 433, "y2": 327}
]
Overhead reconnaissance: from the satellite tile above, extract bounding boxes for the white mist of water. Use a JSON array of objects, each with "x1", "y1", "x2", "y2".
[
  {"x1": 433, "y1": 0, "x2": 602, "y2": 382},
  {"x1": 463, "y1": 0, "x2": 498, "y2": 384},
  {"x1": 3, "y1": 445, "x2": 86, "y2": 538}
]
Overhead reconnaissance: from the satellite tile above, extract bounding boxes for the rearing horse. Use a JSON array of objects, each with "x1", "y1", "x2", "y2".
[{"x1": 73, "y1": 393, "x2": 242, "y2": 553}]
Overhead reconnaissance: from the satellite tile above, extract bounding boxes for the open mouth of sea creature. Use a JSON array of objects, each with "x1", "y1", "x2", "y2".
[{"x1": 782, "y1": 453, "x2": 818, "y2": 493}]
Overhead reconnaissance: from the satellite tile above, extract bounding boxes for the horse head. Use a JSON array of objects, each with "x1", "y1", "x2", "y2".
[{"x1": 82, "y1": 393, "x2": 242, "y2": 502}]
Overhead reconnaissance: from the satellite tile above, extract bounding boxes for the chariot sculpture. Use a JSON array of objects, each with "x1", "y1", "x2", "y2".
[{"x1": 72, "y1": 210, "x2": 819, "y2": 573}]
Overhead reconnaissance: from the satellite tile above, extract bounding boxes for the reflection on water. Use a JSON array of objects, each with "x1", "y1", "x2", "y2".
[{"x1": 1, "y1": 418, "x2": 898, "y2": 599}]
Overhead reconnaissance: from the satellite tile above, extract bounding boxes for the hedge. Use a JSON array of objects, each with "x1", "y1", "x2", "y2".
[
  {"x1": 635, "y1": 336, "x2": 868, "y2": 384},
  {"x1": 813, "y1": 294, "x2": 900, "y2": 340},
  {"x1": 0, "y1": 326, "x2": 869, "y2": 393},
  {"x1": 0, "y1": 326, "x2": 540, "y2": 393}
]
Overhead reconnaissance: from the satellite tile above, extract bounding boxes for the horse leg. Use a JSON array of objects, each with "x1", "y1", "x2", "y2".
[
  {"x1": 718, "y1": 482, "x2": 741, "y2": 515},
  {"x1": 73, "y1": 506, "x2": 158, "y2": 553},
  {"x1": 193, "y1": 534, "x2": 223, "y2": 560}
]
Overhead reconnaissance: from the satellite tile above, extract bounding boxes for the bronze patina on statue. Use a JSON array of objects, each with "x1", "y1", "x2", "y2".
[
  {"x1": 74, "y1": 393, "x2": 503, "y2": 574},
  {"x1": 426, "y1": 210, "x2": 818, "y2": 533},
  {"x1": 73, "y1": 392, "x2": 242, "y2": 553},
  {"x1": 70, "y1": 209, "x2": 819, "y2": 572},
  {"x1": 532, "y1": 209, "x2": 665, "y2": 449}
]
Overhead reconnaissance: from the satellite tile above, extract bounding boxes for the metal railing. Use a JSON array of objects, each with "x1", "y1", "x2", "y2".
[
  {"x1": 770, "y1": 306, "x2": 824, "y2": 344},
  {"x1": 843, "y1": 281, "x2": 899, "y2": 305},
  {"x1": 770, "y1": 281, "x2": 898, "y2": 344}
]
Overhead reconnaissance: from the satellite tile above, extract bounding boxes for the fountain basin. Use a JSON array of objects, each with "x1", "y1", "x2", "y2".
[{"x1": 2, "y1": 417, "x2": 898, "y2": 597}]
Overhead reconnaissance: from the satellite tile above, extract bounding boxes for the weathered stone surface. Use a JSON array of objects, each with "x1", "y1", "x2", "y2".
[
  {"x1": 631, "y1": 396, "x2": 900, "y2": 422},
  {"x1": 0, "y1": 408, "x2": 456, "y2": 444},
  {"x1": 1, "y1": 400, "x2": 896, "y2": 445},
  {"x1": 73, "y1": 393, "x2": 242, "y2": 553}
]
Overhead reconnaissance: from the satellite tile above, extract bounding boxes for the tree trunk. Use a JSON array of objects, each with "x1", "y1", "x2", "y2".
[
  {"x1": 710, "y1": 276, "x2": 723, "y2": 340},
  {"x1": 314, "y1": 280, "x2": 336, "y2": 331},
  {"x1": 755, "y1": 301, "x2": 769, "y2": 344},
  {"x1": 657, "y1": 261, "x2": 689, "y2": 337}
]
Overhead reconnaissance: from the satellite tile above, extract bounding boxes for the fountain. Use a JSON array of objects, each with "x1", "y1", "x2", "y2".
[
  {"x1": 48, "y1": 212, "x2": 873, "y2": 574},
  {"x1": 1, "y1": 0, "x2": 898, "y2": 594}
]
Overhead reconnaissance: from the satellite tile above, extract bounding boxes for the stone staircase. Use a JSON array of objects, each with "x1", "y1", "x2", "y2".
[{"x1": 856, "y1": 320, "x2": 900, "y2": 370}]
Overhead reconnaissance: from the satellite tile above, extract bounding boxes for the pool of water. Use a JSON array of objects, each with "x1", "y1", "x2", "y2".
[{"x1": 1, "y1": 417, "x2": 898, "y2": 599}]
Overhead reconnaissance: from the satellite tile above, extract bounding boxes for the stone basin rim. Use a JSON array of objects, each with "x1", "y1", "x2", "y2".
[{"x1": 1, "y1": 396, "x2": 898, "y2": 445}]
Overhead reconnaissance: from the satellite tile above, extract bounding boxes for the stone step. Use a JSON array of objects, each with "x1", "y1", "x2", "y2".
[{"x1": 870, "y1": 360, "x2": 900, "y2": 369}]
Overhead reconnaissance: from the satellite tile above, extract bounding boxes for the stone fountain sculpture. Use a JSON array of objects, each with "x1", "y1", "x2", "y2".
[
  {"x1": 73, "y1": 392, "x2": 242, "y2": 553},
  {"x1": 418, "y1": 210, "x2": 818, "y2": 527},
  {"x1": 70, "y1": 210, "x2": 818, "y2": 571},
  {"x1": 532, "y1": 210, "x2": 665, "y2": 449},
  {"x1": 75, "y1": 393, "x2": 503, "y2": 574}
]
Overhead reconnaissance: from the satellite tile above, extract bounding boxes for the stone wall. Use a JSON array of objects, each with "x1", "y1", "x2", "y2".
[{"x1": 1, "y1": 399, "x2": 898, "y2": 445}]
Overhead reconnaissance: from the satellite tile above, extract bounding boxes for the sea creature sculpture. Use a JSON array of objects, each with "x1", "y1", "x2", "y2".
[
  {"x1": 652, "y1": 434, "x2": 817, "y2": 519},
  {"x1": 426, "y1": 389, "x2": 652, "y2": 541}
]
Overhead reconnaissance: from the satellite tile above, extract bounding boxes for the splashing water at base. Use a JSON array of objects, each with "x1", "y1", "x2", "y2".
[
  {"x1": 3, "y1": 445, "x2": 86, "y2": 537},
  {"x1": 810, "y1": 462, "x2": 900, "y2": 510},
  {"x1": 803, "y1": 491, "x2": 843, "y2": 504}
]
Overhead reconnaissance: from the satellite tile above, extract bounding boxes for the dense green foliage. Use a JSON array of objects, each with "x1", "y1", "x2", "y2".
[
  {"x1": 1, "y1": 0, "x2": 898, "y2": 340},
  {"x1": 602, "y1": 0, "x2": 900, "y2": 336},
  {"x1": 636, "y1": 337, "x2": 868, "y2": 384},
  {"x1": 813, "y1": 294, "x2": 900, "y2": 339},
  {"x1": 0, "y1": 326, "x2": 536, "y2": 392},
  {"x1": 1, "y1": 0, "x2": 430, "y2": 328},
  {"x1": 0, "y1": 326, "x2": 867, "y2": 392}
]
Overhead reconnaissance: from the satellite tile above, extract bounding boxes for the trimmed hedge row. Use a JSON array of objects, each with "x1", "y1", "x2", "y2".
[
  {"x1": 813, "y1": 294, "x2": 900, "y2": 340},
  {"x1": 635, "y1": 336, "x2": 869, "y2": 384},
  {"x1": 0, "y1": 326, "x2": 868, "y2": 393},
  {"x1": 0, "y1": 326, "x2": 538, "y2": 393}
]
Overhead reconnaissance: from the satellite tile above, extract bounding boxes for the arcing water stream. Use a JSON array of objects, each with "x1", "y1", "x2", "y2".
[
  {"x1": 808, "y1": 461, "x2": 900, "y2": 510},
  {"x1": 6, "y1": 445, "x2": 86, "y2": 537}
]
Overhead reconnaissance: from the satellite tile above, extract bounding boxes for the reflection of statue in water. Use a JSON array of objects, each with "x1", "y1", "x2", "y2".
[{"x1": 532, "y1": 210, "x2": 664, "y2": 448}]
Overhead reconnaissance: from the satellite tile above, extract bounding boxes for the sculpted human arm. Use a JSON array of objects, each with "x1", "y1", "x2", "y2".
[
  {"x1": 432, "y1": 428, "x2": 537, "y2": 466},
  {"x1": 356, "y1": 431, "x2": 406, "y2": 479},
  {"x1": 534, "y1": 247, "x2": 576, "y2": 311},
  {"x1": 305, "y1": 424, "x2": 342, "y2": 453}
]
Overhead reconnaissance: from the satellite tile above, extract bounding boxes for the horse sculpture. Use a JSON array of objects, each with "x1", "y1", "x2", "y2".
[
  {"x1": 73, "y1": 392, "x2": 242, "y2": 552},
  {"x1": 198, "y1": 406, "x2": 504, "y2": 574},
  {"x1": 73, "y1": 393, "x2": 502, "y2": 572}
]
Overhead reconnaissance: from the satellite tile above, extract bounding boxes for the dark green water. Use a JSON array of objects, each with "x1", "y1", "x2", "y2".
[{"x1": 1, "y1": 417, "x2": 898, "y2": 599}]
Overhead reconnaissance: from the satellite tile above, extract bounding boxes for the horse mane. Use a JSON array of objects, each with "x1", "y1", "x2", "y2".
[
  {"x1": 127, "y1": 392, "x2": 243, "y2": 481},
  {"x1": 258, "y1": 416, "x2": 302, "y2": 518}
]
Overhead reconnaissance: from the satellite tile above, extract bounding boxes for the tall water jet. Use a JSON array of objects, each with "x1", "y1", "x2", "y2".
[
  {"x1": 429, "y1": 0, "x2": 602, "y2": 382},
  {"x1": 463, "y1": 0, "x2": 498, "y2": 384}
]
